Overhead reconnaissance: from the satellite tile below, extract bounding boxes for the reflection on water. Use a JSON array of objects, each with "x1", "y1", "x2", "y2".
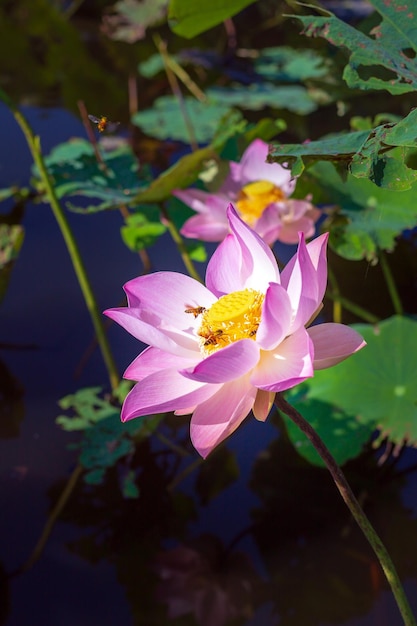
[{"x1": 1, "y1": 3, "x2": 417, "y2": 625}]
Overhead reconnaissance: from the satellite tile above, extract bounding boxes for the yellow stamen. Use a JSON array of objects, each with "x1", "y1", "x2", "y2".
[
  {"x1": 197, "y1": 289, "x2": 264, "y2": 354},
  {"x1": 235, "y1": 179, "x2": 286, "y2": 226}
]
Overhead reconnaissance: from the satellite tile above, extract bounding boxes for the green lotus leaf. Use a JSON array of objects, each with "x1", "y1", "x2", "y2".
[
  {"x1": 208, "y1": 84, "x2": 317, "y2": 114},
  {"x1": 282, "y1": 386, "x2": 375, "y2": 467},
  {"x1": 304, "y1": 316, "x2": 417, "y2": 446},
  {"x1": 132, "y1": 96, "x2": 232, "y2": 143},
  {"x1": 168, "y1": 0, "x2": 256, "y2": 38},
  {"x1": 311, "y1": 162, "x2": 417, "y2": 261}
]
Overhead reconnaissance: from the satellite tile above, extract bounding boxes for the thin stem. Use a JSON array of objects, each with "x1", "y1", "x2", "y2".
[
  {"x1": 160, "y1": 204, "x2": 203, "y2": 283},
  {"x1": 379, "y1": 250, "x2": 403, "y2": 315},
  {"x1": 168, "y1": 458, "x2": 203, "y2": 491},
  {"x1": 1, "y1": 87, "x2": 119, "y2": 391},
  {"x1": 154, "y1": 35, "x2": 199, "y2": 152},
  {"x1": 327, "y1": 266, "x2": 342, "y2": 323},
  {"x1": 326, "y1": 291, "x2": 379, "y2": 324},
  {"x1": 274, "y1": 394, "x2": 416, "y2": 626},
  {"x1": 18, "y1": 464, "x2": 84, "y2": 572}
]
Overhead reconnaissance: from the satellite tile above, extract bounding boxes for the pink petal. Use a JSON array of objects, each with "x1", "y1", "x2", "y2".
[
  {"x1": 250, "y1": 326, "x2": 314, "y2": 392},
  {"x1": 253, "y1": 389, "x2": 275, "y2": 421},
  {"x1": 278, "y1": 216, "x2": 316, "y2": 244},
  {"x1": 180, "y1": 339, "x2": 260, "y2": 383},
  {"x1": 124, "y1": 346, "x2": 197, "y2": 380},
  {"x1": 256, "y1": 282, "x2": 292, "y2": 350},
  {"x1": 180, "y1": 213, "x2": 229, "y2": 242},
  {"x1": 173, "y1": 189, "x2": 228, "y2": 217},
  {"x1": 206, "y1": 205, "x2": 279, "y2": 295},
  {"x1": 254, "y1": 205, "x2": 282, "y2": 246},
  {"x1": 237, "y1": 139, "x2": 296, "y2": 194},
  {"x1": 123, "y1": 272, "x2": 215, "y2": 314},
  {"x1": 121, "y1": 368, "x2": 220, "y2": 421},
  {"x1": 106, "y1": 273, "x2": 217, "y2": 355},
  {"x1": 105, "y1": 307, "x2": 195, "y2": 356},
  {"x1": 307, "y1": 323, "x2": 366, "y2": 369},
  {"x1": 205, "y1": 232, "x2": 242, "y2": 296},
  {"x1": 280, "y1": 198, "x2": 317, "y2": 222},
  {"x1": 280, "y1": 233, "x2": 328, "y2": 333},
  {"x1": 190, "y1": 375, "x2": 257, "y2": 457}
]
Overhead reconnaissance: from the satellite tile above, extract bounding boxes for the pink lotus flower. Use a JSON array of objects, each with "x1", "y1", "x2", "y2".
[
  {"x1": 105, "y1": 205, "x2": 365, "y2": 458},
  {"x1": 174, "y1": 138, "x2": 320, "y2": 245}
]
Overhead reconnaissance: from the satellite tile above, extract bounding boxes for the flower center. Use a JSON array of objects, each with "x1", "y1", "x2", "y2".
[
  {"x1": 235, "y1": 180, "x2": 286, "y2": 226},
  {"x1": 197, "y1": 289, "x2": 264, "y2": 354}
]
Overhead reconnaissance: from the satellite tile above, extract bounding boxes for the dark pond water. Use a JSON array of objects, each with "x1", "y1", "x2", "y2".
[{"x1": 2, "y1": 4, "x2": 417, "y2": 626}]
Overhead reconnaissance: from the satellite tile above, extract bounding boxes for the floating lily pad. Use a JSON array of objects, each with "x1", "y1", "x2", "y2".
[
  {"x1": 304, "y1": 316, "x2": 417, "y2": 446},
  {"x1": 132, "y1": 96, "x2": 232, "y2": 143},
  {"x1": 40, "y1": 139, "x2": 150, "y2": 213},
  {"x1": 208, "y1": 83, "x2": 318, "y2": 114},
  {"x1": 282, "y1": 386, "x2": 374, "y2": 467},
  {"x1": 310, "y1": 162, "x2": 417, "y2": 261}
]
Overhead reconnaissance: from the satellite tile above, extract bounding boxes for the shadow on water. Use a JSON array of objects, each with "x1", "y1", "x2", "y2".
[{"x1": 1, "y1": 2, "x2": 417, "y2": 625}]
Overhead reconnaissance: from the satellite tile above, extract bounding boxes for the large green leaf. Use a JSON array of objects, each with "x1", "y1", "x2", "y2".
[
  {"x1": 207, "y1": 83, "x2": 318, "y2": 114},
  {"x1": 103, "y1": 0, "x2": 168, "y2": 43},
  {"x1": 294, "y1": 0, "x2": 417, "y2": 95},
  {"x1": 269, "y1": 108, "x2": 417, "y2": 186},
  {"x1": 168, "y1": 0, "x2": 256, "y2": 38},
  {"x1": 282, "y1": 386, "x2": 374, "y2": 467},
  {"x1": 132, "y1": 95, "x2": 232, "y2": 143},
  {"x1": 254, "y1": 46, "x2": 329, "y2": 81},
  {"x1": 311, "y1": 162, "x2": 417, "y2": 261},
  {"x1": 121, "y1": 207, "x2": 167, "y2": 251},
  {"x1": 56, "y1": 385, "x2": 163, "y2": 495},
  {"x1": 268, "y1": 129, "x2": 371, "y2": 177},
  {"x1": 40, "y1": 139, "x2": 149, "y2": 213},
  {"x1": 304, "y1": 316, "x2": 417, "y2": 446}
]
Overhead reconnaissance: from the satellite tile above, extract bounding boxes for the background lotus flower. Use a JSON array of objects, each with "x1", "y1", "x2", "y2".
[
  {"x1": 105, "y1": 205, "x2": 365, "y2": 458},
  {"x1": 173, "y1": 138, "x2": 321, "y2": 245}
]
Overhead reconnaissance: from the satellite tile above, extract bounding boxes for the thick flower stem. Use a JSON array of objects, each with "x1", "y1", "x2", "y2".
[
  {"x1": 379, "y1": 250, "x2": 403, "y2": 316},
  {"x1": 0, "y1": 88, "x2": 119, "y2": 392},
  {"x1": 274, "y1": 393, "x2": 416, "y2": 626}
]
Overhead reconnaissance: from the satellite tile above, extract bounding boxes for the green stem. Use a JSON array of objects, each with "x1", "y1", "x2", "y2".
[
  {"x1": 0, "y1": 87, "x2": 119, "y2": 391},
  {"x1": 379, "y1": 250, "x2": 403, "y2": 315},
  {"x1": 274, "y1": 394, "x2": 416, "y2": 626},
  {"x1": 154, "y1": 35, "x2": 199, "y2": 152},
  {"x1": 160, "y1": 205, "x2": 203, "y2": 283},
  {"x1": 326, "y1": 291, "x2": 379, "y2": 324},
  {"x1": 327, "y1": 266, "x2": 342, "y2": 323}
]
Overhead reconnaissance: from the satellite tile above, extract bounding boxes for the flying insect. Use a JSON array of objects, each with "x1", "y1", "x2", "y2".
[{"x1": 88, "y1": 114, "x2": 120, "y2": 133}]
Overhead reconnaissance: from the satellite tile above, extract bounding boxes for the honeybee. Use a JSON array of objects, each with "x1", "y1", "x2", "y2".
[
  {"x1": 199, "y1": 328, "x2": 224, "y2": 346},
  {"x1": 184, "y1": 306, "x2": 206, "y2": 318},
  {"x1": 88, "y1": 114, "x2": 120, "y2": 133}
]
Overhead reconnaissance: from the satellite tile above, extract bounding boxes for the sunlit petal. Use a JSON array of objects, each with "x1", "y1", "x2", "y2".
[
  {"x1": 121, "y1": 369, "x2": 219, "y2": 421},
  {"x1": 190, "y1": 376, "x2": 257, "y2": 457},
  {"x1": 308, "y1": 323, "x2": 367, "y2": 369},
  {"x1": 180, "y1": 339, "x2": 260, "y2": 383},
  {"x1": 251, "y1": 327, "x2": 314, "y2": 391}
]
